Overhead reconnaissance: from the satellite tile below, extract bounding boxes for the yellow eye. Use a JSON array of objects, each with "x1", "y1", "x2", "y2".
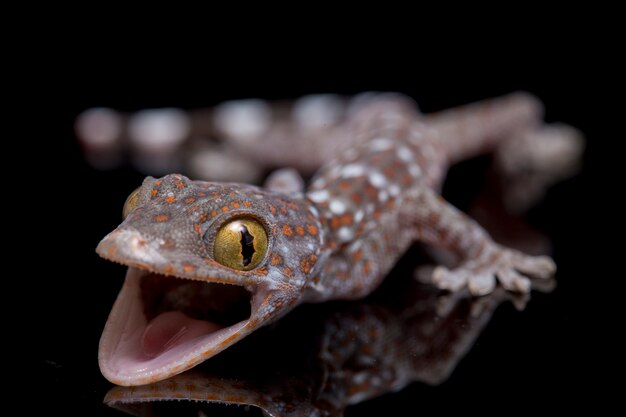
[
  {"x1": 122, "y1": 187, "x2": 141, "y2": 219},
  {"x1": 214, "y1": 218, "x2": 268, "y2": 271}
]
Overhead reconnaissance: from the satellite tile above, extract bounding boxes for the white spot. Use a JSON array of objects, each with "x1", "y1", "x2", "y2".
[
  {"x1": 369, "y1": 137, "x2": 393, "y2": 151},
  {"x1": 397, "y1": 146, "x2": 414, "y2": 162},
  {"x1": 292, "y1": 94, "x2": 343, "y2": 128},
  {"x1": 353, "y1": 373, "x2": 367, "y2": 384},
  {"x1": 75, "y1": 107, "x2": 122, "y2": 147},
  {"x1": 307, "y1": 243, "x2": 315, "y2": 251},
  {"x1": 389, "y1": 184, "x2": 401, "y2": 197},
  {"x1": 368, "y1": 171, "x2": 387, "y2": 188},
  {"x1": 338, "y1": 227, "x2": 354, "y2": 242},
  {"x1": 341, "y1": 164, "x2": 366, "y2": 178},
  {"x1": 366, "y1": 203, "x2": 375, "y2": 214},
  {"x1": 129, "y1": 108, "x2": 190, "y2": 152},
  {"x1": 307, "y1": 190, "x2": 330, "y2": 203},
  {"x1": 378, "y1": 190, "x2": 388, "y2": 202},
  {"x1": 409, "y1": 164, "x2": 422, "y2": 178},
  {"x1": 329, "y1": 199, "x2": 346, "y2": 215},
  {"x1": 213, "y1": 99, "x2": 270, "y2": 140},
  {"x1": 354, "y1": 210, "x2": 364, "y2": 223},
  {"x1": 308, "y1": 205, "x2": 319, "y2": 218},
  {"x1": 327, "y1": 165, "x2": 342, "y2": 179},
  {"x1": 311, "y1": 177, "x2": 326, "y2": 189}
]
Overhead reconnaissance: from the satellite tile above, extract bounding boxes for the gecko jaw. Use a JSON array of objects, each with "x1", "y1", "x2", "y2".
[{"x1": 99, "y1": 267, "x2": 262, "y2": 386}]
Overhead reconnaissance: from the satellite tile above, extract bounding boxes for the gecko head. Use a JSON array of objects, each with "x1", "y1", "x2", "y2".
[{"x1": 96, "y1": 174, "x2": 324, "y2": 386}]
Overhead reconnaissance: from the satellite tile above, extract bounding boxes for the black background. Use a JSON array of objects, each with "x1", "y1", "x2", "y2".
[{"x1": 35, "y1": 38, "x2": 612, "y2": 416}]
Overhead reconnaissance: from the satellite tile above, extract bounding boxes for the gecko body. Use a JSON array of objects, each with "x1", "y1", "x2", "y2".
[{"x1": 96, "y1": 92, "x2": 582, "y2": 386}]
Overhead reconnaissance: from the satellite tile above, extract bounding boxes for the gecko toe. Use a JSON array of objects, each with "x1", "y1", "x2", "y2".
[
  {"x1": 468, "y1": 272, "x2": 496, "y2": 296},
  {"x1": 514, "y1": 254, "x2": 556, "y2": 279},
  {"x1": 432, "y1": 266, "x2": 467, "y2": 292}
]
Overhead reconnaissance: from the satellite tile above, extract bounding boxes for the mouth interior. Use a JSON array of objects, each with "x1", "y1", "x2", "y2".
[{"x1": 138, "y1": 272, "x2": 252, "y2": 359}]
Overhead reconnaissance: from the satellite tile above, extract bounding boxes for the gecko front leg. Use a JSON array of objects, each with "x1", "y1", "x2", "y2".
[{"x1": 402, "y1": 187, "x2": 556, "y2": 295}]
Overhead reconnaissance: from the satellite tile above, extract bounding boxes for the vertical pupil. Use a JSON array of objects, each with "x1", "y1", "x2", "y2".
[{"x1": 239, "y1": 225, "x2": 255, "y2": 266}]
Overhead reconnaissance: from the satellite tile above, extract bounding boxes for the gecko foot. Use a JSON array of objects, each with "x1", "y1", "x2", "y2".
[{"x1": 431, "y1": 244, "x2": 556, "y2": 296}]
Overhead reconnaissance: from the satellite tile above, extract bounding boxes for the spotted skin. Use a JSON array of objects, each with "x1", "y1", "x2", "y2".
[{"x1": 97, "y1": 92, "x2": 579, "y2": 386}]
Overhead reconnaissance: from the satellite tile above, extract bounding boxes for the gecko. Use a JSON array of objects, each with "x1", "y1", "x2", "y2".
[{"x1": 96, "y1": 92, "x2": 583, "y2": 386}]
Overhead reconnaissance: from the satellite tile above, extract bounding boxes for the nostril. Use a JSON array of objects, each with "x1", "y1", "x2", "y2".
[{"x1": 129, "y1": 236, "x2": 147, "y2": 250}]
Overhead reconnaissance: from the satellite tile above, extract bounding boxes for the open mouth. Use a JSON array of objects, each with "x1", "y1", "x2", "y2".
[{"x1": 99, "y1": 267, "x2": 256, "y2": 386}]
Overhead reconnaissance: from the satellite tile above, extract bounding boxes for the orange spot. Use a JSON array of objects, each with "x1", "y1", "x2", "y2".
[
  {"x1": 365, "y1": 185, "x2": 377, "y2": 198},
  {"x1": 351, "y1": 193, "x2": 362, "y2": 204},
  {"x1": 221, "y1": 206, "x2": 229, "y2": 213},
  {"x1": 164, "y1": 264, "x2": 175, "y2": 275},
  {"x1": 269, "y1": 205, "x2": 277, "y2": 215},
  {"x1": 210, "y1": 210, "x2": 217, "y2": 218},
  {"x1": 185, "y1": 197, "x2": 196, "y2": 203},
  {"x1": 151, "y1": 189, "x2": 158, "y2": 196},
  {"x1": 283, "y1": 266, "x2": 293, "y2": 277},
  {"x1": 280, "y1": 206, "x2": 287, "y2": 214},
  {"x1": 243, "y1": 201, "x2": 251, "y2": 208},
  {"x1": 310, "y1": 254, "x2": 317, "y2": 263},
  {"x1": 271, "y1": 254, "x2": 282, "y2": 265},
  {"x1": 175, "y1": 181, "x2": 185, "y2": 188},
  {"x1": 231, "y1": 201, "x2": 240, "y2": 208},
  {"x1": 330, "y1": 217, "x2": 341, "y2": 230},
  {"x1": 307, "y1": 225, "x2": 318, "y2": 235},
  {"x1": 165, "y1": 195, "x2": 176, "y2": 204},
  {"x1": 353, "y1": 249, "x2": 362, "y2": 261},
  {"x1": 199, "y1": 213, "x2": 208, "y2": 222},
  {"x1": 300, "y1": 259, "x2": 310, "y2": 274},
  {"x1": 339, "y1": 180, "x2": 351, "y2": 191},
  {"x1": 362, "y1": 260, "x2": 372, "y2": 274},
  {"x1": 194, "y1": 224, "x2": 202, "y2": 234},
  {"x1": 154, "y1": 214, "x2": 169, "y2": 222},
  {"x1": 295, "y1": 226, "x2": 305, "y2": 236},
  {"x1": 340, "y1": 213, "x2": 353, "y2": 226},
  {"x1": 197, "y1": 192, "x2": 207, "y2": 197},
  {"x1": 183, "y1": 264, "x2": 195, "y2": 273},
  {"x1": 107, "y1": 243, "x2": 117, "y2": 257},
  {"x1": 155, "y1": 180, "x2": 162, "y2": 186},
  {"x1": 282, "y1": 225, "x2": 293, "y2": 236},
  {"x1": 256, "y1": 266, "x2": 269, "y2": 276}
]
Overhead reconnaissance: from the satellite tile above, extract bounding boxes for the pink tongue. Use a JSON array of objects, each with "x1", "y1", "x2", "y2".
[{"x1": 142, "y1": 311, "x2": 222, "y2": 358}]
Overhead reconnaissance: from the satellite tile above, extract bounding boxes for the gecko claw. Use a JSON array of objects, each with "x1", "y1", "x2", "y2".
[{"x1": 430, "y1": 245, "x2": 556, "y2": 295}]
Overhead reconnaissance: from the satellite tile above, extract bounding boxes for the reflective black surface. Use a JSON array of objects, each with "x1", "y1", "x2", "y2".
[{"x1": 39, "y1": 64, "x2": 606, "y2": 415}]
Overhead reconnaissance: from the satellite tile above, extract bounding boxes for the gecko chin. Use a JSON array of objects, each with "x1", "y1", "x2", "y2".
[{"x1": 99, "y1": 267, "x2": 257, "y2": 386}]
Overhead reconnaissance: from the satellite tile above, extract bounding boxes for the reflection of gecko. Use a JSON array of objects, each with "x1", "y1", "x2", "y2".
[
  {"x1": 96, "y1": 92, "x2": 582, "y2": 386},
  {"x1": 105, "y1": 280, "x2": 528, "y2": 417}
]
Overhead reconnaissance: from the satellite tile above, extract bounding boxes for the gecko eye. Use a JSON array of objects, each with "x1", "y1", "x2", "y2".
[
  {"x1": 214, "y1": 218, "x2": 268, "y2": 271},
  {"x1": 122, "y1": 187, "x2": 141, "y2": 219}
]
